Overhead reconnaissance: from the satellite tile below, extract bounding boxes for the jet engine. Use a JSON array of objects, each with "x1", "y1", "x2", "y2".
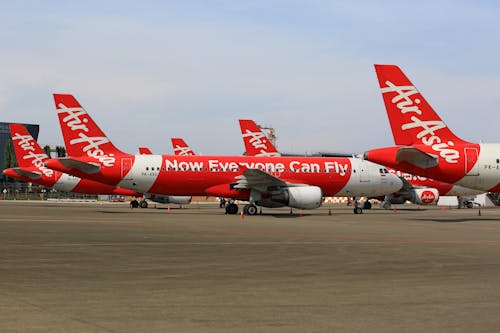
[
  {"x1": 257, "y1": 186, "x2": 323, "y2": 209},
  {"x1": 411, "y1": 188, "x2": 439, "y2": 205}
]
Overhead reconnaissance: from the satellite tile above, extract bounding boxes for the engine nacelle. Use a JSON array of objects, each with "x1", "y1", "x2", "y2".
[
  {"x1": 148, "y1": 194, "x2": 192, "y2": 205},
  {"x1": 258, "y1": 186, "x2": 323, "y2": 209},
  {"x1": 412, "y1": 188, "x2": 439, "y2": 205}
]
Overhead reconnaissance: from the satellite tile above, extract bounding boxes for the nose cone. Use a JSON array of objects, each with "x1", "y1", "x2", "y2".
[{"x1": 387, "y1": 172, "x2": 403, "y2": 193}]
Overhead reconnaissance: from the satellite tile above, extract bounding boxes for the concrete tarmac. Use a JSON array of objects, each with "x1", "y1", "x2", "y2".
[{"x1": 1, "y1": 201, "x2": 500, "y2": 332}]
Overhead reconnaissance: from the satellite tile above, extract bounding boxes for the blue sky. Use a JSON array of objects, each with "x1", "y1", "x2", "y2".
[{"x1": 1, "y1": 1, "x2": 500, "y2": 155}]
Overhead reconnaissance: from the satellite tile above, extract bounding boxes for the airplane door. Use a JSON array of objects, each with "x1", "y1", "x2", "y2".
[
  {"x1": 465, "y1": 148, "x2": 479, "y2": 176},
  {"x1": 121, "y1": 158, "x2": 133, "y2": 179}
]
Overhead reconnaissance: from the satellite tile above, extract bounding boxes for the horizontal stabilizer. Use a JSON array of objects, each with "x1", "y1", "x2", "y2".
[
  {"x1": 396, "y1": 147, "x2": 438, "y2": 169},
  {"x1": 56, "y1": 157, "x2": 101, "y2": 174},
  {"x1": 9, "y1": 168, "x2": 42, "y2": 179}
]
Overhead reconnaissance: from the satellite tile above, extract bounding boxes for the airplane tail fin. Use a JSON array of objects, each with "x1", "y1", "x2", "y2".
[
  {"x1": 374, "y1": 65, "x2": 469, "y2": 146},
  {"x1": 53, "y1": 94, "x2": 126, "y2": 158},
  {"x1": 139, "y1": 147, "x2": 153, "y2": 155},
  {"x1": 238, "y1": 119, "x2": 280, "y2": 157},
  {"x1": 9, "y1": 123, "x2": 49, "y2": 168},
  {"x1": 171, "y1": 138, "x2": 196, "y2": 156}
]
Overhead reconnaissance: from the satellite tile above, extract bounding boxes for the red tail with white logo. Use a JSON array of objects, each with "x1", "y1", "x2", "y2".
[
  {"x1": 53, "y1": 94, "x2": 125, "y2": 160},
  {"x1": 239, "y1": 119, "x2": 280, "y2": 157},
  {"x1": 171, "y1": 138, "x2": 196, "y2": 156},
  {"x1": 9, "y1": 124, "x2": 55, "y2": 178},
  {"x1": 375, "y1": 65, "x2": 470, "y2": 148},
  {"x1": 139, "y1": 147, "x2": 153, "y2": 155}
]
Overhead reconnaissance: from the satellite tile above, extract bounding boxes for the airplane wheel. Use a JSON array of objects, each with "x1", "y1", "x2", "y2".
[
  {"x1": 353, "y1": 207, "x2": 363, "y2": 214},
  {"x1": 246, "y1": 205, "x2": 258, "y2": 216},
  {"x1": 140, "y1": 200, "x2": 148, "y2": 208},
  {"x1": 225, "y1": 203, "x2": 238, "y2": 215}
]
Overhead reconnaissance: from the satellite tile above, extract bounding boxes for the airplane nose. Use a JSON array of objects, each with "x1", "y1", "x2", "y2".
[{"x1": 388, "y1": 173, "x2": 403, "y2": 193}]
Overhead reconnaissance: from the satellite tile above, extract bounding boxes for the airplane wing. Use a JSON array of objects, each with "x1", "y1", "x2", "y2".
[
  {"x1": 9, "y1": 168, "x2": 42, "y2": 180},
  {"x1": 233, "y1": 168, "x2": 305, "y2": 192},
  {"x1": 395, "y1": 147, "x2": 438, "y2": 169},
  {"x1": 55, "y1": 157, "x2": 101, "y2": 174}
]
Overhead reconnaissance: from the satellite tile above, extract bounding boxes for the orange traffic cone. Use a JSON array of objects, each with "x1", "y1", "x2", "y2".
[{"x1": 240, "y1": 211, "x2": 244, "y2": 219}]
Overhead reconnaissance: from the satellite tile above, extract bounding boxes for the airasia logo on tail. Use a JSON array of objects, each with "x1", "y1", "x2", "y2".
[
  {"x1": 11, "y1": 133, "x2": 54, "y2": 177},
  {"x1": 57, "y1": 103, "x2": 116, "y2": 167},
  {"x1": 380, "y1": 81, "x2": 460, "y2": 164},
  {"x1": 420, "y1": 190, "x2": 436, "y2": 204},
  {"x1": 242, "y1": 130, "x2": 280, "y2": 157},
  {"x1": 173, "y1": 146, "x2": 194, "y2": 156}
]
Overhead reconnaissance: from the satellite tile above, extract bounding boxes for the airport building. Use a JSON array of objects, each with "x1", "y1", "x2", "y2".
[{"x1": 0, "y1": 122, "x2": 39, "y2": 176}]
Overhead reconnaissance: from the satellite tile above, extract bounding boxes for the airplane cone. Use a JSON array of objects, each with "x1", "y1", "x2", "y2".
[
  {"x1": 299, "y1": 209, "x2": 303, "y2": 217},
  {"x1": 168, "y1": 205, "x2": 171, "y2": 213},
  {"x1": 240, "y1": 211, "x2": 244, "y2": 219},
  {"x1": 393, "y1": 208, "x2": 397, "y2": 213}
]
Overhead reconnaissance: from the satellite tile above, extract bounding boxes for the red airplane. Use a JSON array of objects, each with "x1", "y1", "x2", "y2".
[
  {"x1": 3, "y1": 124, "x2": 141, "y2": 197},
  {"x1": 45, "y1": 94, "x2": 402, "y2": 215},
  {"x1": 239, "y1": 119, "x2": 482, "y2": 209},
  {"x1": 364, "y1": 64, "x2": 500, "y2": 194}
]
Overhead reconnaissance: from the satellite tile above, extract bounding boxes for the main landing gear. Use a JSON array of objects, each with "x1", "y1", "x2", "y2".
[
  {"x1": 243, "y1": 204, "x2": 258, "y2": 216},
  {"x1": 353, "y1": 198, "x2": 372, "y2": 214},
  {"x1": 225, "y1": 203, "x2": 239, "y2": 215},
  {"x1": 224, "y1": 203, "x2": 258, "y2": 215}
]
